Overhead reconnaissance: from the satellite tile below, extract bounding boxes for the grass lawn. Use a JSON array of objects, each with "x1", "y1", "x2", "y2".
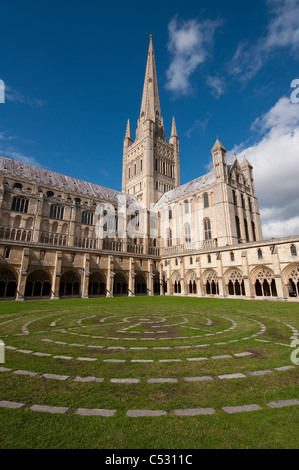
[{"x1": 0, "y1": 296, "x2": 298, "y2": 449}]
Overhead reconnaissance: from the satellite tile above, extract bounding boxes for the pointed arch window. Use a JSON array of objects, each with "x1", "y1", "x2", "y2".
[
  {"x1": 11, "y1": 197, "x2": 29, "y2": 214},
  {"x1": 168, "y1": 207, "x2": 172, "y2": 220},
  {"x1": 244, "y1": 219, "x2": 249, "y2": 242},
  {"x1": 204, "y1": 219, "x2": 212, "y2": 241},
  {"x1": 204, "y1": 193, "x2": 209, "y2": 208},
  {"x1": 235, "y1": 216, "x2": 241, "y2": 241},
  {"x1": 252, "y1": 222, "x2": 256, "y2": 242},
  {"x1": 232, "y1": 190, "x2": 237, "y2": 206},
  {"x1": 167, "y1": 229, "x2": 172, "y2": 248},
  {"x1": 184, "y1": 200, "x2": 189, "y2": 214},
  {"x1": 291, "y1": 245, "x2": 297, "y2": 256},
  {"x1": 258, "y1": 249, "x2": 263, "y2": 260},
  {"x1": 185, "y1": 224, "x2": 191, "y2": 244}
]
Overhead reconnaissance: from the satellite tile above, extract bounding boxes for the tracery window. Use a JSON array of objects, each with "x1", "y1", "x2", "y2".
[{"x1": 11, "y1": 197, "x2": 29, "y2": 213}]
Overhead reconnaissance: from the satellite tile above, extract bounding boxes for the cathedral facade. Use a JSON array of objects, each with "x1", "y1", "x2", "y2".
[{"x1": 0, "y1": 37, "x2": 299, "y2": 302}]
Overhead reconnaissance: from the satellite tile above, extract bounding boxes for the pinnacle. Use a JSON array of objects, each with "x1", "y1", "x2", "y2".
[{"x1": 211, "y1": 137, "x2": 226, "y2": 152}]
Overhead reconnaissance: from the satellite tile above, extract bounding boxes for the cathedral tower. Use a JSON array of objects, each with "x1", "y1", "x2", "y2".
[{"x1": 122, "y1": 35, "x2": 180, "y2": 209}]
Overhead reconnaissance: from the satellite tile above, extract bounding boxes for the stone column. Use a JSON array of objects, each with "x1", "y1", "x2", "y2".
[
  {"x1": 128, "y1": 258, "x2": 135, "y2": 296},
  {"x1": 81, "y1": 253, "x2": 90, "y2": 299},
  {"x1": 106, "y1": 255, "x2": 114, "y2": 297},
  {"x1": 159, "y1": 262, "x2": 165, "y2": 295},
  {"x1": 51, "y1": 251, "x2": 62, "y2": 299},
  {"x1": 16, "y1": 248, "x2": 30, "y2": 301},
  {"x1": 147, "y1": 260, "x2": 154, "y2": 296}
]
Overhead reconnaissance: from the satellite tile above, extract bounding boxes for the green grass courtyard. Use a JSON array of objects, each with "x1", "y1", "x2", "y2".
[{"x1": 0, "y1": 296, "x2": 298, "y2": 449}]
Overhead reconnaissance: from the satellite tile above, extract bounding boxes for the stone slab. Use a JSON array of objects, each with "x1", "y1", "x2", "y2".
[
  {"x1": 187, "y1": 358, "x2": 208, "y2": 362},
  {"x1": 249, "y1": 370, "x2": 273, "y2": 376},
  {"x1": 274, "y1": 366, "x2": 295, "y2": 371},
  {"x1": 33, "y1": 352, "x2": 52, "y2": 357},
  {"x1": 77, "y1": 357, "x2": 97, "y2": 362},
  {"x1": 110, "y1": 378, "x2": 140, "y2": 384},
  {"x1": 0, "y1": 367, "x2": 12, "y2": 372},
  {"x1": 43, "y1": 373, "x2": 70, "y2": 381},
  {"x1": 147, "y1": 378, "x2": 178, "y2": 384},
  {"x1": 53, "y1": 356, "x2": 73, "y2": 360},
  {"x1": 103, "y1": 359, "x2": 126, "y2": 363},
  {"x1": 267, "y1": 399, "x2": 299, "y2": 409},
  {"x1": 174, "y1": 408, "x2": 215, "y2": 416},
  {"x1": 212, "y1": 355, "x2": 232, "y2": 360},
  {"x1": 223, "y1": 404, "x2": 262, "y2": 414},
  {"x1": 218, "y1": 373, "x2": 246, "y2": 380},
  {"x1": 74, "y1": 376, "x2": 104, "y2": 383},
  {"x1": 159, "y1": 359, "x2": 181, "y2": 363},
  {"x1": 0, "y1": 400, "x2": 25, "y2": 409},
  {"x1": 234, "y1": 352, "x2": 253, "y2": 357},
  {"x1": 76, "y1": 408, "x2": 116, "y2": 417},
  {"x1": 127, "y1": 410, "x2": 167, "y2": 417},
  {"x1": 184, "y1": 376, "x2": 213, "y2": 382},
  {"x1": 30, "y1": 405, "x2": 69, "y2": 414},
  {"x1": 14, "y1": 370, "x2": 39, "y2": 377},
  {"x1": 17, "y1": 350, "x2": 32, "y2": 354},
  {"x1": 131, "y1": 360, "x2": 153, "y2": 363}
]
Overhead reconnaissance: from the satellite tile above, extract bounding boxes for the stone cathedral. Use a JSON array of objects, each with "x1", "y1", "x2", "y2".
[{"x1": 0, "y1": 37, "x2": 299, "y2": 302}]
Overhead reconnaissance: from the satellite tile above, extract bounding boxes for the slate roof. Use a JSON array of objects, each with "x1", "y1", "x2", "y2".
[
  {"x1": 154, "y1": 170, "x2": 215, "y2": 207},
  {"x1": 0, "y1": 155, "x2": 141, "y2": 207}
]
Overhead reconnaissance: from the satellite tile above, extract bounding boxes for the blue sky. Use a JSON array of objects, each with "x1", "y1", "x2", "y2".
[{"x1": 0, "y1": 0, "x2": 299, "y2": 239}]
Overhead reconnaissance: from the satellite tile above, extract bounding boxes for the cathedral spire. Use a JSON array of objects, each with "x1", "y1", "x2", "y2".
[
  {"x1": 125, "y1": 119, "x2": 131, "y2": 140},
  {"x1": 171, "y1": 116, "x2": 178, "y2": 137},
  {"x1": 139, "y1": 35, "x2": 162, "y2": 123}
]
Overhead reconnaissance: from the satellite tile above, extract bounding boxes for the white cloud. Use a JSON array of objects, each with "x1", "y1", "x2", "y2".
[
  {"x1": 231, "y1": 96, "x2": 299, "y2": 239},
  {"x1": 230, "y1": 0, "x2": 299, "y2": 81},
  {"x1": 206, "y1": 75, "x2": 226, "y2": 98},
  {"x1": 166, "y1": 15, "x2": 223, "y2": 94},
  {"x1": 5, "y1": 85, "x2": 45, "y2": 107},
  {"x1": 0, "y1": 129, "x2": 41, "y2": 167}
]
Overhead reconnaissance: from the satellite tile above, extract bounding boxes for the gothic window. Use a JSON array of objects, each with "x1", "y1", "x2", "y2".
[
  {"x1": 241, "y1": 194, "x2": 245, "y2": 209},
  {"x1": 185, "y1": 224, "x2": 191, "y2": 244},
  {"x1": 291, "y1": 245, "x2": 297, "y2": 256},
  {"x1": 204, "y1": 193, "x2": 209, "y2": 208},
  {"x1": 184, "y1": 200, "x2": 189, "y2": 214},
  {"x1": 0, "y1": 268, "x2": 17, "y2": 299},
  {"x1": 190, "y1": 257, "x2": 193, "y2": 265},
  {"x1": 11, "y1": 197, "x2": 29, "y2": 214},
  {"x1": 75, "y1": 198, "x2": 81, "y2": 205},
  {"x1": 14, "y1": 183, "x2": 23, "y2": 191},
  {"x1": 134, "y1": 164, "x2": 136, "y2": 175},
  {"x1": 233, "y1": 190, "x2": 237, "y2": 206},
  {"x1": 24, "y1": 269, "x2": 51, "y2": 298},
  {"x1": 252, "y1": 222, "x2": 256, "y2": 242},
  {"x1": 254, "y1": 269, "x2": 277, "y2": 297},
  {"x1": 230, "y1": 252, "x2": 235, "y2": 261},
  {"x1": 167, "y1": 229, "x2": 172, "y2": 248},
  {"x1": 236, "y1": 216, "x2": 241, "y2": 241},
  {"x1": 227, "y1": 270, "x2": 245, "y2": 296},
  {"x1": 248, "y1": 198, "x2": 252, "y2": 212},
  {"x1": 204, "y1": 219, "x2": 211, "y2": 240},
  {"x1": 155, "y1": 159, "x2": 158, "y2": 172},
  {"x1": 128, "y1": 167, "x2": 131, "y2": 179},
  {"x1": 208, "y1": 255, "x2": 211, "y2": 264},
  {"x1": 244, "y1": 219, "x2": 249, "y2": 242},
  {"x1": 236, "y1": 174, "x2": 240, "y2": 184},
  {"x1": 4, "y1": 247, "x2": 10, "y2": 259},
  {"x1": 258, "y1": 249, "x2": 263, "y2": 259},
  {"x1": 50, "y1": 205, "x2": 64, "y2": 220},
  {"x1": 140, "y1": 160, "x2": 143, "y2": 171},
  {"x1": 47, "y1": 191, "x2": 54, "y2": 198},
  {"x1": 175, "y1": 259, "x2": 178, "y2": 266},
  {"x1": 82, "y1": 211, "x2": 94, "y2": 225},
  {"x1": 168, "y1": 207, "x2": 172, "y2": 220}
]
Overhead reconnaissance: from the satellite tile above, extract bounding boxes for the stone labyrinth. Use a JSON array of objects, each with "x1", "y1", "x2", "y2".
[{"x1": 1, "y1": 305, "x2": 299, "y2": 418}]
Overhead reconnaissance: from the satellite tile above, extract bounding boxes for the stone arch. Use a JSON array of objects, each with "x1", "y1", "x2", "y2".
[
  {"x1": 59, "y1": 270, "x2": 81, "y2": 298},
  {"x1": 113, "y1": 272, "x2": 128, "y2": 296},
  {"x1": 224, "y1": 268, "x2": 245, "y2": 296},
  {"x1": 24, "y1": 269, "x2": 52, "y2": 299},
  {"x1": 202, "y1": 269, "x2": 219, "y2": 296},
  {"x1": 170, "y1": 271, "x2": 182, "y2": 294},
  {"x1": 88, "y1": 271, "x2": 106, "y2": 297},
  {"x1": 250, "y1": 266, "x2": 277, "y2": 298},
  {"x1": 185, "y1": 270, "x2": 197, "y2": 294},
  {"x1": 135, "y1": 272, "x2": 147, "y2": 295},
  {"x1": 281, "y1": 263, "x2": 299, "y2": 298},
  {"x1": 0, "y1": 266, "x2": 18, "y2": 300}
]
